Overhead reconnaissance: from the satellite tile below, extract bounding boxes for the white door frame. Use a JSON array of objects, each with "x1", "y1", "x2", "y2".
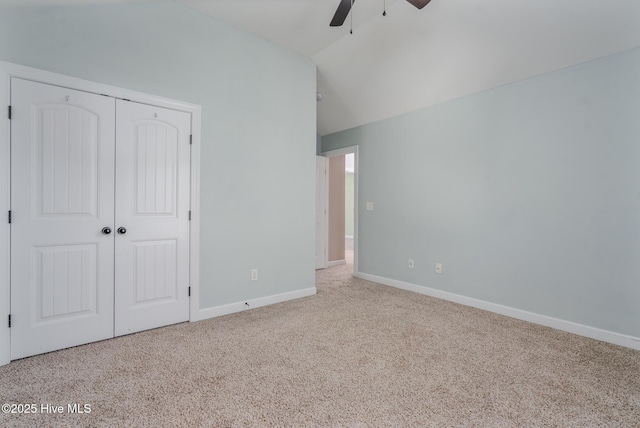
[
  {"x1": 0, "y1": 61, "x2": 202, "y2": 366},
  {"x1": 322, "y1": 146, "x2": 359, "y2": 276},
  {"x1": 316, "y1": 156, "x2": 328, "y2": 270}
]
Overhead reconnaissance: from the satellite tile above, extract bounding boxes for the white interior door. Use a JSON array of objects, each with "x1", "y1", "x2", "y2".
[
  {"x1": 316, "y1": 156, "x2": 327, "y2": 269},
  {"x1": 114, "y1": 100, "x2": 191, "y2": 336},
  {"x1": 10, "y1": 79, "x2": 192, "y2": 358},
  {"x1": 10, "y1": 78, "x2": 116, "y2": 360}
]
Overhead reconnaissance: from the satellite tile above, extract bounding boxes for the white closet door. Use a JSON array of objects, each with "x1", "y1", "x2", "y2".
[
  {"x1": 10, "y1": 79, "x2": 116, "y2": 360},
  {"x1": 114, "y1": 100, "x2": 191, "y2": 336}
]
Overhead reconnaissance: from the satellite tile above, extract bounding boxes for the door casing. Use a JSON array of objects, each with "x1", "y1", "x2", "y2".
[
  {"x1": 0, "y1": 61, "x2": 202, "y2": 366},
  {"x1": 321, "y1": 146, "x2": 359, "y2": 277},
  {"x1": 316, "y1": 156, "x2": 328, "y2": 270}
]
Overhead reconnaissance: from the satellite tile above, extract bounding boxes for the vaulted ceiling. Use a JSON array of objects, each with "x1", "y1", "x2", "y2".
[{"x1": 3, "y1": 0, "x2": 640, "y2": 135}]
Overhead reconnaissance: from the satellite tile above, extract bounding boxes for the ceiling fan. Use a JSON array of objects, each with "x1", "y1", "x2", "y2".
[{"x1": 330, "y1": 0, "x2": 432, "y2": 27}]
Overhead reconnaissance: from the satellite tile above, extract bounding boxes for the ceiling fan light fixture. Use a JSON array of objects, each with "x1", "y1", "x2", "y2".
[
  {"x1": 406, "y1": 0, "x2": 432, "y2": 10},
  {"x1": 330, "y1": 0, "x2": 431, "y2": 27}
]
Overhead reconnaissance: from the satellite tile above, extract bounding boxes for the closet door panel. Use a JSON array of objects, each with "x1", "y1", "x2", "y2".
[
  {"x1": 114, "y1": 100, "x2": 191, "y2": 336},
  {"x1": 10, "y1": 78, "x2": 116, "y2": 360}
]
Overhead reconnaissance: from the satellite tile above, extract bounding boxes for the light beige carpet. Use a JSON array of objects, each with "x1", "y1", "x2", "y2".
[{"x1": 1, "y1": 262, "x2": 639, "y2": 427}]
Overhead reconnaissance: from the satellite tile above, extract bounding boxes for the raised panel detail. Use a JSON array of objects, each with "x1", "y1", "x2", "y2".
[
  {"x1": 134, "y1": 123, "x2": 178, "y2": 216},
  {"x1": 36, "y1": 105, "x2": 98, "y2": 216},
  {"x1": 132, "y1": 240, "x2": 177, "y2": 305},
  {"x1": 35, "y1": 244, "x2": 97, "y2": 322}
]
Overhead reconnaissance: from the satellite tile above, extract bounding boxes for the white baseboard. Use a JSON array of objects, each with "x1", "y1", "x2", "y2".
[
  {"x1": 327, "y1": 260, "x2": 346, "y2": 267},
  {"x1": 356, "y1": 272, "x2": 640, "y2": 351},
  {"x1": 197, "y1": 287, "x2": 317, "y2": 321}
]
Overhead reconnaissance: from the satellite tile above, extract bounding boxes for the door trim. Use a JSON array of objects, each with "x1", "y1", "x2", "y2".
[
  {"x1": 316, "y1": 156, "x2": 328, "y2": 270},
  {"x1": 0, "y1": 61, "x2": 202, "y2": 366},
  {"x1": 322, "y1": 146, "x2": 359, "y2": 276}
]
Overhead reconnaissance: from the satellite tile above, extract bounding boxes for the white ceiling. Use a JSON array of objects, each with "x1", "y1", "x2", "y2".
[
  {"x1": 3, "y1": 0, "x2": 640, "y2": 136},
  {"x1": 311, "y1": 0, "x2": 640, "y2": 135}
]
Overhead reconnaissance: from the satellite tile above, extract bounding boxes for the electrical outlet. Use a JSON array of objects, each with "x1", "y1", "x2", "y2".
[
  {"x1": 251, "y1": 269, "x2": 258, "y2": 281},
  {"x1": 366, "y1": 202, "x2": 374, "y2": 211},
  {"x1": 408, "y1": 258, "x2": 415, "y2": 269},
  {"x1": 435, "y1": 263, "x2": 443, "y2": 274}
]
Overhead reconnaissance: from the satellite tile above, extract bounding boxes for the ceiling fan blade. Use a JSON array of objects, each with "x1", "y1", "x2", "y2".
[
  {"x1": 330, "y1": 0, "x2": 355, "y2": 27},
  {"x1": 406, "y1": 0, "x2": 432, "y2": 9}
]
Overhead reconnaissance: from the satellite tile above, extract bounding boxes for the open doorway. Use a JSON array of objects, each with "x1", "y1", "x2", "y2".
[
  {"x1": 327, "y1": 155, "x2": 346, "y2": 267},
  {"x1": 322, "y1": 147, "x2": 358, "y2": 274},
  {"x1": 344, "y1": 153, "x2": 355, "y2": 266}
]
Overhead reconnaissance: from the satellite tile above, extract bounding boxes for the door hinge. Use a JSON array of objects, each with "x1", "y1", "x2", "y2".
[
  {"x1": 7, "y1": 210, "x2": 11, "y2": 224},
  {"x1": 8, "y1": 314, "x2": 11, "y2": 328},
  {"x1": 188, "y1": 211, "x2": 191, "y2": 221},
  {"x1": 8, "y1": 105, "x2": 11, "y2": 120},
  {"x1": 188, "y1": 286, "x2": 191, "y2": 297},
  {"x1": 189, "y1": 134, "x2": 193, "y2": 145}
]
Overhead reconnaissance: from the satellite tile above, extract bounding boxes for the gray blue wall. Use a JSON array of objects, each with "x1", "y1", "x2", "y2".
[
  {"x1": 323, "y1": 47, "x2": 640, "y2": 338},
  {"x1": 0, "y1": 2, "x2": 317, "y2": 309}
]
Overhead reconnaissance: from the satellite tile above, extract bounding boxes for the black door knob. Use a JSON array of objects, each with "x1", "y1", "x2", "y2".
[
  {"x1": 101, "y1": 227, "x2": 112, "y2": 235},
  {"x1": 117, "y1": 227, "x2": 127, "y2": 235}
]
